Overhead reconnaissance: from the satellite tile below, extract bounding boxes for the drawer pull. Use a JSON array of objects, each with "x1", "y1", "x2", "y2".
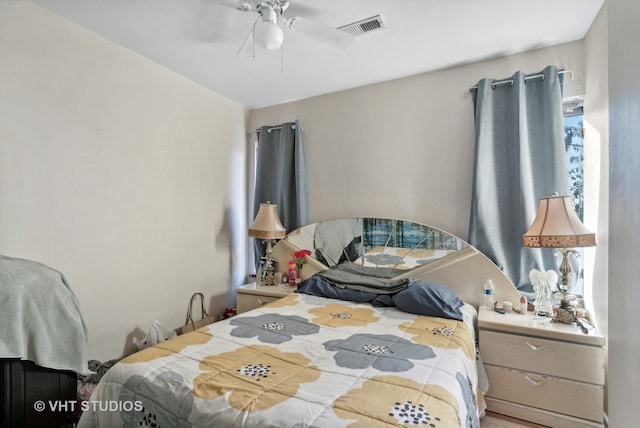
[
  {"x1": 257, "y1": 299, "x2": 267, "y2": 305},
  {"x1": 524, "y1": 375, "x2": 547, "y2": 386},
  {"x1": 525, "y1": 341, "x2": 547, "y2": 351}
]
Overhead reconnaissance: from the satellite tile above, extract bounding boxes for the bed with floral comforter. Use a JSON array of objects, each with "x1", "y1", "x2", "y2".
[{"x1": 78, "y1": 291, "x2": 484, "y2": 428}]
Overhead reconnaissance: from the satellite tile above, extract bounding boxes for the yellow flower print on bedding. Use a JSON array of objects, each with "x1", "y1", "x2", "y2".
[
  {"x1": 193, "y1": 344, "x2": 320, "y2": 411},
  {"x1": 333, "y1": 375, "x2": 460, "y2": 427},
  {"x1": 308, "y1": 304, "x2": 379, "y2": 327},
  {"x1": 121, "y1": 330, "x2": 213, "y2": 363},
  {"x1": 399, "y1": 317, "x2": 474, "y2": 360}
]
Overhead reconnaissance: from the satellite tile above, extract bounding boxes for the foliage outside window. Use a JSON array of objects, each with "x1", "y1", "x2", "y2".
[
  {"x1": 563, "y1": 97, "x2": 585, "y2": 296},
  {"x1": 564, "y1": 98, "x2": 584, "y2": 220}
]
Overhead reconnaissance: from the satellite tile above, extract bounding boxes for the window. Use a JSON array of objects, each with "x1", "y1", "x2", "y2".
[
  {"x1": 563, "y1": 96, "x2": 585, "y2": 296},
  {"x1": 563, "y1": 97, "x2": 584, "y2": 220}
]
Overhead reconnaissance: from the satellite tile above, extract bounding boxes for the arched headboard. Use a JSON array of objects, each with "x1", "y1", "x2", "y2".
[{"x1": 271, "y1": 217, "x2": 521, "y2": 309}]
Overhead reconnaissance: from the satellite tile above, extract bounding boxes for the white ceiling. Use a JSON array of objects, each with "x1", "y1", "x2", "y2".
[{"x1": 32, "y1": 0, "x2": 604, "y2": 109}]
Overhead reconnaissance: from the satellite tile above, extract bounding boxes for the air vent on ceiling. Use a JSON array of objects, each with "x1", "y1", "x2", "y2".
[{"x1": 338, "y1": 15, "x2": 385, "y2": 37}]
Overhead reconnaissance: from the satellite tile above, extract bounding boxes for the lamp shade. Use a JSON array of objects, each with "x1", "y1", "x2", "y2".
[
  {"x1": 248, "y1": 202, "x2": 286, "y2": 240},
  {"x1": 523, "y1": 193, "x2": 596, "y2": 248}
]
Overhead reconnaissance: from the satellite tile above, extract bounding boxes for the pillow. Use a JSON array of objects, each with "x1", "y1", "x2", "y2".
[
  {"x1": 371, "y1": 294, "x2": 394, "y2": 307},
  {"x1": 391, "y1": 281, "x2": 464, "y2": 320},
  {"x1": 295, "y1": 275, "x2": 378, "y2": 303}
]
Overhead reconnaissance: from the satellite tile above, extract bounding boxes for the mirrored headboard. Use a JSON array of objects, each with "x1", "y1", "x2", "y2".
[{"x1": 271, "y1": 217, "x2": 521, "y2": 309}]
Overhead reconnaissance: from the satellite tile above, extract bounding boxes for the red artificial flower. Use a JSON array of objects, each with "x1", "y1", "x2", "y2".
[
  {"x1": 294, "y1": 249, "x2": 312, "y2": 259},
  {"x1": 293, "y1": 249, "x2": 312, "y2": 269}
]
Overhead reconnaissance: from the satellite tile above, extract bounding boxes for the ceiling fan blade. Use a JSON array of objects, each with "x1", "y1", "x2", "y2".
[
  {"x1": 286, "y1": 16, "x2": 354, "y2": 49},
  {"x1": 208, "y1": 0, "x2": 253, "y2": 12}
]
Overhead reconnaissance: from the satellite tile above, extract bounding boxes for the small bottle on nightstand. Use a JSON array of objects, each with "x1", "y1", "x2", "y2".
[
  {"x1": 482, "y1": 280, "x2": 495, "y2": 310},
  {"x1": 519, "y1": 295, "x2": 528, "y2": 315}
]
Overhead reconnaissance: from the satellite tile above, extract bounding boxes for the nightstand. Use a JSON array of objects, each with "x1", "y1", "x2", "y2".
[
  {"x1": 236, "y1": 282, "x2": 297, "y2": 314},
  {"x1": 478, "y1": 308, "x2": 605, "y2": 428}
]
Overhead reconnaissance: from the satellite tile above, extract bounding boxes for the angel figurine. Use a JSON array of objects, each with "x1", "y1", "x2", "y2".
[{"x1": 529, "y1": 269, "x2": 558, "y2": 322}]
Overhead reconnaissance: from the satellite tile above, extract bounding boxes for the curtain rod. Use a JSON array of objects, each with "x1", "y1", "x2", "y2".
[
  {"x1": 256, "y1": 123, "x2": 303, "y2": 134},
  {"x1": 468, "y1": 70, "x2": 573, "y2": 91}
]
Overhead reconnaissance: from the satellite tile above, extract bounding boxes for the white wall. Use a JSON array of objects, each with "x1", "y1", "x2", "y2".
[
  {"x1": 583, "y1": 2, "x2": 609, "y2": 348},
  {"x1": 579, "y1": 4, "x2": 611, "y2": 416},
  {"x1": 0, "y1": 2, "x2": 248, "y2": 360},
  {"x1": 249, "y1": 42, "x2": 585, "y2": 241},
  {"x1": 607, "y1": 0, "x2": 640, "y2": 425}
]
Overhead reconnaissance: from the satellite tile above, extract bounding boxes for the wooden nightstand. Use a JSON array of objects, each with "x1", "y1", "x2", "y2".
[
  {"x1": 478, "y1": 308, "x2": 605, "y2": 428},
  {"x1": 236, "y1": 282, "x2": 297, "y2": 314}
]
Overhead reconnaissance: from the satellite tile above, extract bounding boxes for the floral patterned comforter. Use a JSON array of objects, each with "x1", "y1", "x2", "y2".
[{"x1": 78, "y1": 293, "x2": 483, "y2": 428}]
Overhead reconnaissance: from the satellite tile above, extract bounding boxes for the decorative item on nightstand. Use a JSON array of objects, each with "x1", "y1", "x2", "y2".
[
  {"x1": 523, "y1": 193, "x2": 596, "y2": 323},
  {"x1": 529, "y1": 269, "x2": 557, "y2": 322},
  {"x1": 290, "y1": 249, "x2": 311, "y2": 285},
  {"x1": 249, "y1": 202, "x2": 286, "y2": 286},
  {"x1": 288, "y1": 259, "x2": 297, "y2": 286}
]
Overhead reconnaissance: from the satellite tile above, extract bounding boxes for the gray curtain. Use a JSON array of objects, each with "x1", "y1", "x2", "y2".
[
  {"x1": 253, "y1": 120, "x2": 308, "y2": 263},
  {"x1": 468, "y1": 65, "x2": 568, "y2": 291}
]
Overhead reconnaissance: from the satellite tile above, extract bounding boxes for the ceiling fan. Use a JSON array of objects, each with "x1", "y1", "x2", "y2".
[{"x1": 209, "y1": 0, "x2": 355, "y2": 51}]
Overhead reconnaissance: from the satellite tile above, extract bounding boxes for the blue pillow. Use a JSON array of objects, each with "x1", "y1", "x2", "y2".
[
  {"x1": 392, "y1": 281, "x2": 464, "y2": 320},
  {"x1": 295, "y1": 276, "x2": 378, "y2": 303}
]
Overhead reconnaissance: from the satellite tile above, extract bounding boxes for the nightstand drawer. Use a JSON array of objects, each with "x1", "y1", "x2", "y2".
[
  {"x1": 485, "y1": 365, "x2": 603, "y2": 422},
  {"x1": 236, "y1": 283, "x2": 296, "y2": 314},
  {"x1": 480, "y1": 330, "x2": 604, "y2": 384},
  {"x1": 237, "y1": 294, "x2": 281, "y2": 314}
]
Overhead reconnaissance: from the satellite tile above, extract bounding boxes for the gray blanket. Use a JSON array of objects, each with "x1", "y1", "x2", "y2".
[
  {"x1": 318, "y1": 262, "x2": 410, "y2": 294},
  {"x1": 0, "y1": 255, "x2": 91, "y2": 374}
]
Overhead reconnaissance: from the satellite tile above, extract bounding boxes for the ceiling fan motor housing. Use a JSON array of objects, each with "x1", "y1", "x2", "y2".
[
  {"x1": 257, "y1": 1, "x2": 289, "y2": 14},
  {"x1": 214, "y1": 0, "x2": 354, "y2": 51}
]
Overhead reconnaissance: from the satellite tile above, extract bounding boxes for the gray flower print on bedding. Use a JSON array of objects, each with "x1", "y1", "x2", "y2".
[
  {"x1": 119, "y1": 371, "x2": 193, "y2": 428},
  {"x1": 457, "y1": 372, "x2": 479, "y2": 428},
  {"x1": 323, "y1": 333, "x2": 435, "y2": 371},
  {"x1": 365, "y1": 253, "x2": 406, "y2": 266},
  {"x1": 230, "y1": 313, "x2": 320, "y2": 344}
]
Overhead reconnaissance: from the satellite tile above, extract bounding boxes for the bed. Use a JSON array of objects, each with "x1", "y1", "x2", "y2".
[{"x1": 78, "y1": 218, "x2": 521, "y2": 428}]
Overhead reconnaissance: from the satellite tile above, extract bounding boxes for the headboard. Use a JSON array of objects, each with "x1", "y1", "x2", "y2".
[{"x1": 271, "y1": 217, "x2": 521, "y2": 309}]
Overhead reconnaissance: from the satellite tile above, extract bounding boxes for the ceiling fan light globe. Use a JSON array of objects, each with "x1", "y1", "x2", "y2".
[{"x1": 254, "y1": 21, "x2": 284, "y2": 50}]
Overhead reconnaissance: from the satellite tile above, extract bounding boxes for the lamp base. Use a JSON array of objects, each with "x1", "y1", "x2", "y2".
[
  {"x1": 259, "y1": 238, "x2": 278, "y2": 286},
  {"x1": 552, "y1": 291, "x2": 578, "y2": 324},
  {"x1": 262, "y1": 273, "x2": 278, "y2": 286},
  {"x1": 554, "y1": 291, "x2": 577, "y2": 309},
  {"x1": 553, "y1": 306, "x2": 577, "y2": 324}
]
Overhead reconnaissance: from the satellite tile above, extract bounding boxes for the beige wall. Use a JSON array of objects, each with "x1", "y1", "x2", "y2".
[
  {"x1": 607, "y1": 0, "x2": 640, "y2": 425},
  {"x1": 583, "y1": 3, "x2": 609, "y2": 343},
  {"x1": 0, "y1": 3, "x2": 248, "y2": 360},
  {"x1": 582, "y1": 4, "x2": 609, "y2": 416},
  {"x1": 249, "y1": 42, "x2": 585, "y2": 241}
]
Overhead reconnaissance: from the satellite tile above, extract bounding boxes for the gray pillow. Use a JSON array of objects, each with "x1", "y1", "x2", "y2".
[
  {"x1": 295, "y1": 276, "x2": 378, "y2": 303},
  {"x1": 392, "y1": 281, "x2": 464, "y2": 320}
]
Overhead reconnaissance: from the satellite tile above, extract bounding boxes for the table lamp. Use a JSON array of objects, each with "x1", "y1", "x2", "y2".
[
  {"x1": 249, "y1": 202, "x2": 286, "y2": 285},
  {"x1": 523, "y1": 193, "x2": 596, "y2": 322}
]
